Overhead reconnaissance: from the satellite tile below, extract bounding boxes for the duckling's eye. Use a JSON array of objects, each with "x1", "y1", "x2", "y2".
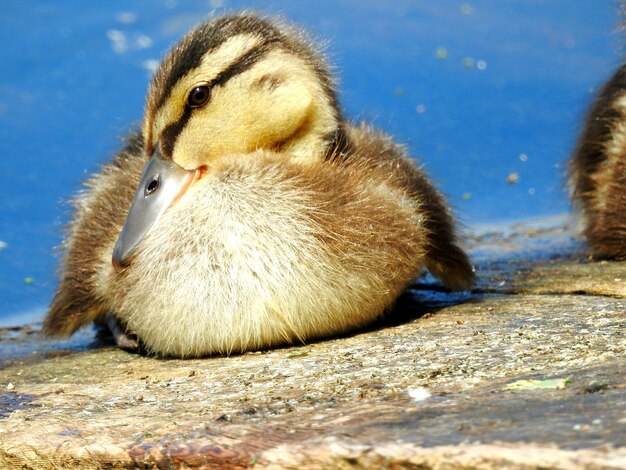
[{"x1": 187, "y1": 86, "x2": 211, "y2": 108}]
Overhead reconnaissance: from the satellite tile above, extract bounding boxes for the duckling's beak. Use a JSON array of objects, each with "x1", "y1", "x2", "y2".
[{"x1": 112, "y1": 149, "x2": 197, "y2": 272}]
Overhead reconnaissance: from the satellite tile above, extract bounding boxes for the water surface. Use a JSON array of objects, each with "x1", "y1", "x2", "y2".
[{"x1": 0, "y1": 1, "x2": 620, "y2": 324}]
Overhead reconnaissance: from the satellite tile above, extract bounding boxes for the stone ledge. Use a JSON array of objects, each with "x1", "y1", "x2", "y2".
[
  {"x1": 0, "y1": 218, "x2": 624, "y2": 469},
  {"x1": 259, "y1": 441, "x2": 626, "y2": 470}
]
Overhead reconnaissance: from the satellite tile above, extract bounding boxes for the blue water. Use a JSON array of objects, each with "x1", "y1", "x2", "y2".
[{"x1": 0, "y1": 1, "x2": 620, "y2": 324}]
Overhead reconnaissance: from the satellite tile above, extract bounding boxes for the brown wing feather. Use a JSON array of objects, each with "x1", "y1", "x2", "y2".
[
  {"x1": 44, "y1": 133, "x2": 144, "y2": 336},
  {"x1": 342, "y1": 123, "x2": 474, "y2": 290}
]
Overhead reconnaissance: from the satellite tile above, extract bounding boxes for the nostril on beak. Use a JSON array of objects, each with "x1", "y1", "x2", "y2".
[
  {"x1": 145, "y1": 175, "x2": 160, "y2": 196},
  {"x1": 111, "y1": 153, "x2": 197, "y2": 272}
]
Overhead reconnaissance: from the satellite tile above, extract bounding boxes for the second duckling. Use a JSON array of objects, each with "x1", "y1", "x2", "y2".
[
  {"x1": 570, "y1": 64, "x2": 626, "y2": 259},
  {"x1": 44, "y1": 13, "x2": 474, "y2": 357}
]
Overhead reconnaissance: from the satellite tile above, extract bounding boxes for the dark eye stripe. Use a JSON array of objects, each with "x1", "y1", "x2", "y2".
[
  {"x1": 159, "y1": 42, "x2": 276, "y2": 159},
  {"x1": 160, "y1": 108, "x2": 192, "y2": 159},
  {"x1": 209, "y1": 41, "x2": 275, "y2": 89},
  {"x1": 153, "y1": 15, "x2": 284, "y2": 112}
]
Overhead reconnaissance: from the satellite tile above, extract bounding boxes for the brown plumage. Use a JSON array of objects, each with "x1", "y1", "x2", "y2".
[
  {"x1": 44, "y1": 13, "x2": 473, "y2": 357},
  {"x1": 570, "y1": 64, "x2": 626, "y2": 259}
]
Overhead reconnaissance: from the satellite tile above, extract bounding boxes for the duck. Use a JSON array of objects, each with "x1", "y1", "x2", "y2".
[
  {"x1": 44, "y1": 13, "x2": 474, "y2": 357},
  {"x1": 570, "y1": 63, "x2": 626, "y2": 259}
]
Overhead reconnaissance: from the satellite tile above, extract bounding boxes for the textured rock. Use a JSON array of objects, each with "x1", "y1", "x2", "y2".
[
  {"x1": 468, "y1": 216, "x2": 626, "y2": 298},
  {"x1": 0, "y1": 217, "x2": 624, "y2": 469}
]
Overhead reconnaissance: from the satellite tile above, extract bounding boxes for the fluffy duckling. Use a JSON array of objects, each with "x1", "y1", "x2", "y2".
[
  {"x1": 44, "y1": 14, "x2": 474, "y2": 357},
  {"x1": 570, "y1": 64, "x2": 626, "y2": 259}
]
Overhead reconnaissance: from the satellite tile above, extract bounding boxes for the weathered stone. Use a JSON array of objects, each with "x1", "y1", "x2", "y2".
[
  {"x1": 0, "y1": 218, "x2": 624, "y2": 469},
  {"x1": 468, "y1": 216, "x2": 626, "y2": 298}
]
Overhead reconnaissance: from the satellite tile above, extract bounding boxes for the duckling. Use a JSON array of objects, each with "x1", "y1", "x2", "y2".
[
  {"x1": 570, "y1": 64, "x2": 626, "y2": 259},
  {"x1": 44, "y1": 13, "x2": 474, "y2": 357}
]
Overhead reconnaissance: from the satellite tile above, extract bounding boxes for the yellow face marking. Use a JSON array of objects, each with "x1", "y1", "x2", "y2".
[
  {"x1": 146, "y1": 36, "x2": 338, "y2": 169},
  {"x1": 173, "y1": 48, "x2": 331, "y2": 169},
  {"x1": 147, "y1": 33, "x2": 263, "y2": 152}
]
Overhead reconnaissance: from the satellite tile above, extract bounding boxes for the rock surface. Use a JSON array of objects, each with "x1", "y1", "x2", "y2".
[{"x1": 0, "y1": 217, "x2": 624, "y2": 469}]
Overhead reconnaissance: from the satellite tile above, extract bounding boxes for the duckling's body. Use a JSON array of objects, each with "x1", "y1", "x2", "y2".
[
  {"x1": 45, "y1": 14, "x2": 473, "y2": 357},
  {"x1": 570, "y1": 64, "x2": 626, "y2": 259}
]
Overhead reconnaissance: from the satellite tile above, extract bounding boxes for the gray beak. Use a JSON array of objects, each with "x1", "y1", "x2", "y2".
[{"x1": 112, "y1": 150, "x2": 196, "y2": 272}]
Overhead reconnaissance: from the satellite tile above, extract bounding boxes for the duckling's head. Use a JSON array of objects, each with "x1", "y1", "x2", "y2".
[{"x1": 112, "y1": 14, "x2": 341, "y2": 270}]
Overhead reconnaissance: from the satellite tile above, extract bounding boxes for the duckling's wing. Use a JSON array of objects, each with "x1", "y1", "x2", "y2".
[
  {"x1": 44, "y1": 133, "x2": 144, "y2": 336},
  {"x1": 343, "y1": 123, "x2": 474, "y2": 290}
]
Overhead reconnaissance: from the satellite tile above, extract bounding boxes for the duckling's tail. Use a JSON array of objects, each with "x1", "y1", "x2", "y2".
[
  {"x1": 424, "y1": 242, "x2": 475, "y2": 291},
  {"x1": 403, "y1": 159, "x2": 475, "y2": 291}
]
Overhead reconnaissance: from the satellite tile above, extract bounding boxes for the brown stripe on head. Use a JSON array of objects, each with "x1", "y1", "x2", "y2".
[
  {"x1": 141, "y1": 13, "x2": 343, "y2": 166},
  {"x1": 148, "y1": 15, "x2": 283, "y2": 114},
  {"x1": 156, "y1": 36, "x2": 277, "y2": 158},
  {"x1": 144, "y1": 14, "x2": 339, "y2": 146}
]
